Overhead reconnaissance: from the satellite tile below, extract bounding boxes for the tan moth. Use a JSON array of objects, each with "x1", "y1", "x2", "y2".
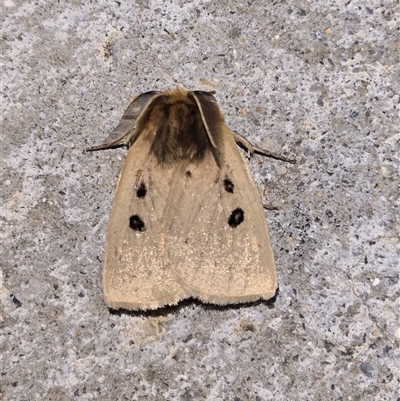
[{"x1": 88, "y1": 88, "x2": 295, "y2": 310}]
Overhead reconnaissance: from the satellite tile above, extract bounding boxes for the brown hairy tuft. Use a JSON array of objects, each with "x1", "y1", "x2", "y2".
[{"x1": 137, "y1": 88, "x2": 224, "y2": 166}]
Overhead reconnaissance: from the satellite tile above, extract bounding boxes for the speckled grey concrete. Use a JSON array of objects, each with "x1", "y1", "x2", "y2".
[{"x1": 1, "y1": 1, "x2": 399, "y2": 400}]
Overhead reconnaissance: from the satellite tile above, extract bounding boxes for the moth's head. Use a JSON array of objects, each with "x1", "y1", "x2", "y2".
[{"x1": 135, "y1": 88, "x2": 225, "y2": 166}]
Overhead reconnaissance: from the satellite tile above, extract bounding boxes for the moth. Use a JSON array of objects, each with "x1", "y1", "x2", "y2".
[{"x1": 88, "y1": 87, "x2": 295, "y2": 310}]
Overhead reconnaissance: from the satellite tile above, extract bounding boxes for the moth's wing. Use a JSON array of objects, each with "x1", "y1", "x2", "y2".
[
  {"x1": 103, "y1": 134, "x2": 190, "y2": 310},
  {"x1": 103, "y1": 128, "x2": 276, "y2": 310},
  {"x1": 87, "y1": 91, "x2": 160, "y2": 151},
  {"x1": 163, "y1": 127, "x2": 277, "y2": 304}
]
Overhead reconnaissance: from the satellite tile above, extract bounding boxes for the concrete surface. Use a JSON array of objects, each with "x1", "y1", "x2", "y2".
[{"x1": 1, "y1": 0, "x2": 399, "y2": 400}]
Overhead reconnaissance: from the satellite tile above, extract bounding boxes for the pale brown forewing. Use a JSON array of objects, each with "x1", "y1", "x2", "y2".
[{"x1": 103, "y1": 126, "x2": 276, "y2": 310}]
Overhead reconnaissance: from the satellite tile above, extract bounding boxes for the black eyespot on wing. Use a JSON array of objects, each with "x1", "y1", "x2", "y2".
[
  {"x1": 228, "y1": 208, "x2": 244, "y2": 228},
  {"x1": 136, "y1": 182, "x2": 147, "y2": 198},
  {"x1": 129, "y1": 215, "x2": 145, "y2": 231},
  {"x1": 223, "y1": 178, "x2": 234, "y2": 193},
  {"x1": 185, "y1": 170, "x2": 192, "y2": 178}
]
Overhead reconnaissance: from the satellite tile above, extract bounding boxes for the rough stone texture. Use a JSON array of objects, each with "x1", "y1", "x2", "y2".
[{"x1": 1, "y1": 0, "x2": 399, "y2": 400}]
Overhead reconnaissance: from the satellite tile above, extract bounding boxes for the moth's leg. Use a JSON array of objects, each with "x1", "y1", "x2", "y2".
[
  {"x1": 86, "y1": 115, "x2": 138, "y2": 151},
  {"x1": 263, "y1": 203, "x2": 280, "y2": 211},
  {"x1": 87, "y1": 112, "x2": 138, "y2": 151},
  {"x1": 87, "y1": 91, "x2": 161, "y2": 151},
  {"x1": 232, "y1": 130, "x2": 296, "y2": 164}
]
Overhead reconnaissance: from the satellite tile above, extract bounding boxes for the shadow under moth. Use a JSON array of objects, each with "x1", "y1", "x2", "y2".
[{"x1": 88, "y1": 87, "x2": 295, "y2": 311}]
